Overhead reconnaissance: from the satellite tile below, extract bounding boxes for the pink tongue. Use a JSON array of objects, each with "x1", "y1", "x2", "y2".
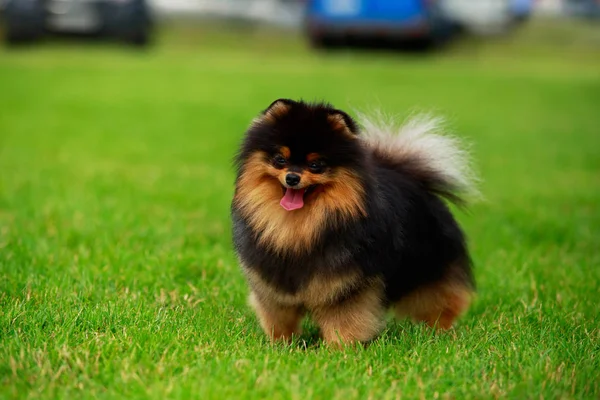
[{"x1": 280, "y1": 188, "x2": 306, "y2": 211}]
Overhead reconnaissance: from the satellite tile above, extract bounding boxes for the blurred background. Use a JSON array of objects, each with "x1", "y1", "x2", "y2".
[{"x1": 0, "y1": 0, "x2": 599, "y2": 48}]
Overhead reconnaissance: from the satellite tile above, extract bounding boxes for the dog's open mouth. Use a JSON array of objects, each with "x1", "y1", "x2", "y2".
[{"x1": 280, "y1": 185, "x2": 318, "y2": 211}]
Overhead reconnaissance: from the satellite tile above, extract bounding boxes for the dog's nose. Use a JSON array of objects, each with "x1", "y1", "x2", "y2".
[{"x1": 285, "y1": 173, "x2": 301, "y2": 187}]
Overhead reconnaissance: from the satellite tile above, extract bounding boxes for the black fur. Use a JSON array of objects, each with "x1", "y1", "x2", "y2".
[
  {"x1": 232, "y1": 100, "x2": 474, "y2": 305},
  {"x1": 236, "y1": 99, "x2": 363, "y2": 176}
]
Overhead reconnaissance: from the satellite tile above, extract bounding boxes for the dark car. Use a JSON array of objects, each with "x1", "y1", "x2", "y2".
[
  {"x1": 564, "y1": 0, "x2": 600, "y2": 19},
  {"x1": 3, "y1": 0, "x2": 152, "y2": 45}
]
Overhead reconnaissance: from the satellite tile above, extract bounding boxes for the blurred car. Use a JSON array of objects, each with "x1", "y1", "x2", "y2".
[
  {"x1": 305, "y1": 0, "x2": 456, "y2": 49},
  {"x1": 3, "y1": 0, "x2": 152, "y2": 45},
  {"x1": 510, "y1": 0, "x2": 535, "y2": 22},
  {"x1": 564, "y1": 0, "x2": 600, "y2": 19},
  {"x1": 441, "y1": 0, "x2": 534, "y2": 35}
]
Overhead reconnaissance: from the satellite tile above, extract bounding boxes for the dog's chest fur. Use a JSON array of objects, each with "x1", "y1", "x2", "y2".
[{"x1": 242, "y1": 265, "x2": 363, "y2": 308}]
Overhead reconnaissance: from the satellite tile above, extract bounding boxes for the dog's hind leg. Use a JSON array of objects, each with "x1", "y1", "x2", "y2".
[{"x1": 393, "y1": 279, "x2": 473, "y2": 330}]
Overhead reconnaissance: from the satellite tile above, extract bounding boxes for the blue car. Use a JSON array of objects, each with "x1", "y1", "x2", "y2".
[
  {"x1": 305, "y1": 0, "x2": 453, "y2": 48},
  {"x1": 510, "y1": 0, "x2": 534, "y2": 22}
]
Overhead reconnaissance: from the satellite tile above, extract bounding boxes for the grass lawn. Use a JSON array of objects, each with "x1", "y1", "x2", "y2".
[{"x1": 1, "y1": 20, "x2": 599, "y2": 399}]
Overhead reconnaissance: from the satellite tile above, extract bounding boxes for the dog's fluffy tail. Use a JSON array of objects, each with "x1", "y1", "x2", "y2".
[{"x1": 359, "y1": 112, "x2": 480, "y2": 205}]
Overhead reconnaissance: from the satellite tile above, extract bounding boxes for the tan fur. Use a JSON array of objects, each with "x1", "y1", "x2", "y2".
[
  {"x1": 327, "y1": 114, "x2": 356, "y2": 137},
  {"x1": 264, "y1": 101, "x2": 291, "y2": 124},
  {"x1": 393, "y1": 280, "x2": 473, "y2": 330},
  {"x1": 244, "y1": 267, "x2": 362, "y2": 308},
  {"x1": 244, "y1": 266, "x2": 384, "y2": 345},
  {"x1": 245, "y1": 261, "x2": 472, "y2": 344},
  {"x1": 312, "y1": 278, "x2": 386, "y2": 346},
  {"x1": 280, "y1": 146, "x2": 291, "y2": 159},
  {"x1": 249, "y1": 291, "x2": 304, "y2": 341},
  {"x1": 233, "y1": 151, "x2": 366, "y2": 254},
  {"x1": 306, "y1": 153, "x2": 321, "y2": 162}
]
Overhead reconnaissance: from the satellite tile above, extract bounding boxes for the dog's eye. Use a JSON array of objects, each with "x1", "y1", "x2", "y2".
[
  {"x1": 273, "y1": 155, "x2": 287, "y2": 168},
  {"x1": 308, "y1": 160, "x2": 326, "y2": 174}
]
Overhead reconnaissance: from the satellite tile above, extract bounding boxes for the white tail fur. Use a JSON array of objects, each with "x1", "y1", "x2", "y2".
[{"x1": 358, "y1": 112, "x2": 480, "y2": 202}]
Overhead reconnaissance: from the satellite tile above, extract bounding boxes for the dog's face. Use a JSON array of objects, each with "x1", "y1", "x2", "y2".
[
  {"x1": 236, "y1": 99, "x2": 366, "y2": 211},
  {"x1": 233, "y1": 99, "x2": 368, "y2": 253}
]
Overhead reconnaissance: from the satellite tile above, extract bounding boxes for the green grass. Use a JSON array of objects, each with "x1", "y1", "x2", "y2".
[{"x1": 1, "y1": 21, "x2": 599, "y2": 399}]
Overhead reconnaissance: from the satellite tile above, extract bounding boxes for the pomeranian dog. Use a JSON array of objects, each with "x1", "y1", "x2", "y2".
[{"x1": 231, "y1": 99, "x2": 477, "y2": 346}]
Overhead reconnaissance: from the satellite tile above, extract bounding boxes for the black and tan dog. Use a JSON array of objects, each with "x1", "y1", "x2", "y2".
[{"x1": 231, "y1": 99, "x2": 477, "y2": 346}]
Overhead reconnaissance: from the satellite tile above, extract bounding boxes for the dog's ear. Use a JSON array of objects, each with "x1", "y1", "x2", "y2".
[
  {"x1": 262, "y1": 98, "x2": 296, "y2": 122},
  {"x1": 327, "y1": 109, "x2": 359, "y2": 136}
]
